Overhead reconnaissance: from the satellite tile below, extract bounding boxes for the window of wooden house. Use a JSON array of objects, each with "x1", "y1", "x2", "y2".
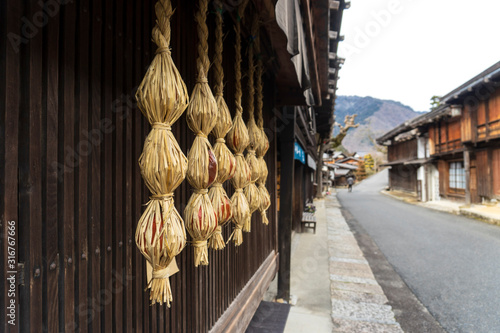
[{"x1": 449, "y1": 161, "x2": 465, "y2": 192}]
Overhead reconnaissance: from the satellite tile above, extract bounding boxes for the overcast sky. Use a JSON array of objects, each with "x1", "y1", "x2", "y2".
[{"x1": 337, "y1": 0, "x2": 500, "y2": 112}]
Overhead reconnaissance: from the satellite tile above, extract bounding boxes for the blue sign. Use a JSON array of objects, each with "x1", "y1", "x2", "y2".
[{"x1": 294, "y1": 142, "x2": 306, "y2": 164}]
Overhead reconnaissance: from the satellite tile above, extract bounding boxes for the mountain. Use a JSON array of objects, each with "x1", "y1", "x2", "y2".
[{"x1": 333, "y1": 95, "x2": 424, "y2": 153}]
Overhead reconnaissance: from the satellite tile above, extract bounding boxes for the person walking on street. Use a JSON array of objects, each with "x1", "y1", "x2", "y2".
[{"x1": 347, "y1": 176, "x2": 354, "y2": 192}]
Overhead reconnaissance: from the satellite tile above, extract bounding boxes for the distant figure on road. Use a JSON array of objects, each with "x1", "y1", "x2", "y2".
[{"x1": 347, "y1": 176, "x2": 354, "y2": 192}]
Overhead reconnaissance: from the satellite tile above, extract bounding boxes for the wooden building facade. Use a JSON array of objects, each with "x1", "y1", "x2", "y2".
[
  {"x1": 378, "y1": 61, "x2": 500, "y2": 205},
  {"x1": 1, "y1": 0, "x2": 347, "y2": 332},
  {"x1": 385, "y1": 139, "x2": 419, "y2": 194}
]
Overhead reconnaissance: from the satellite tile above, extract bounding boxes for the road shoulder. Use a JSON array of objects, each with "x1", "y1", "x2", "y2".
[
  {"x1": 340, "y1": 205, "x2": 445, "y2": 333},
  {"x1": 326, "y1": 195, "x2": 403, "y2": 332}
]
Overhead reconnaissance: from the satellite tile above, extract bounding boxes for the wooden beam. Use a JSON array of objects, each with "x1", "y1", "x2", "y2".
[
  {"x1": 301, "y1": 0, "x2": 322, "y2": 106},
  {"x1": 278, "y1": 107, "x2": 296, "y2": 302},
  {"x1": 296, "y1": 107, "x2": 316, "y2": 146}
]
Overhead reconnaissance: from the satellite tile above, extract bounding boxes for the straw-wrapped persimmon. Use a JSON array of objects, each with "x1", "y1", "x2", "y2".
[
  {"x1": 225, "y1": 0, "x2": 251, "y2": 246},
  {"x1": 226, "y1": 115, "x2": 251, "y2": 245},
  {"x1": 184, "y1": 0, "x2": 219, "y2": 266},
  {"x1": 242, "y1": 14, "x2": 262, "y2": 232},
  {"x1": 207, "y1": 2, "x2": 237, "y2": 250},
  {"x1": 254, "y1": 24, "x2": 271, "y2": 226},
  {"x1": 134, "y1": 0, "x2": 188, "y2": 306}
]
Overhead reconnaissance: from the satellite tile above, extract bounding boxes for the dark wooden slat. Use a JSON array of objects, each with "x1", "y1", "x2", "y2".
[
  {"x1": 76, "y1": 0, "x2": 90, "y2": 330},
  {"x1": 142, "y1": 1, "x2": 153, "y2": 331},
  {"x1": 101, "y1": 0, "x2": 114, "y2": 331},
  {"x1": 0, "y1": 0, "x2": 6, "y2": 327},
  {"x1": 25, "y1": 1, "x2": 44, "y2": 331},
  {"x1": 209, "y1": 252, "x2": 278, "y2": 333},
  {"x1": 112, "y1": 0, "x2": 125, "y2": 330},
  {"x1": 133, "y1": 0, "x2": 144, "y2": 331},
  {"x1": 2, "y1": 2, "x2": 22, "y2": 332},
  {"x1": 89, "y1": 0, "x2": 103, "y2": 330},
  {"x1": 44, "y1": 2, "x2": 60, "y2": 330},
  {"x1": 61, "y1": 2, "x2": 77, "y2": 330},
  {"x1": 124, "y1": 0, "x2": 134, "y2": 331}
]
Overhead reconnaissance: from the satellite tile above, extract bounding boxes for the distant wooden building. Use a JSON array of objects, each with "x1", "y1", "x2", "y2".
[
  {"x1": 378, "y1": 61, "x2": 500, "y2": 204},
  {"x1": 331, "y1": 162, "x2": 357, "y2": 186}
]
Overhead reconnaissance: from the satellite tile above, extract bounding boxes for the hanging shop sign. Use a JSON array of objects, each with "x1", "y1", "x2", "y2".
[
  {"x1": 307, "y1": 154, "x2": 316, "y2": 170},
  {"x1": 294, "y1": 142, "x2": 306, "y2": 164}
]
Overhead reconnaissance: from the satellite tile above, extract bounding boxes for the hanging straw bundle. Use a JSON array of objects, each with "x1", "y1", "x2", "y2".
[
  {"x1": 243, "y1": 14, "x2": 263, "y2": 232},
  {"x1": 226, "y1": 0, "x2": 252, "y2": 246},
  {"x1": 184, "y1": 0, "x2": 219, "y2": 267},
  {"x1": 135, "y1": 0, "x2": 189, "y2": 306},
  {"x1": 254, "y1": 20, "x2": 271, "y2": 225},
  {"x1": 208, "y1": 3, "x2": 237, "y2": 250}
]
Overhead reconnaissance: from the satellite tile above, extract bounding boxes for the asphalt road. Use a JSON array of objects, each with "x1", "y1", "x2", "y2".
[{"x1": 337, "y1": 170, "x2": 500, "y2": 333}]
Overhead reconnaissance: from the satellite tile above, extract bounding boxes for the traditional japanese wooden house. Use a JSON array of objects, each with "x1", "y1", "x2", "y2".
[
  {"x1": 0, "y1": 0, "x2": 347, "y2": 331},
  {"x1": 437, "y1": 61, "x2": 500, "y2": 204},
  {"x1": 378, "y1": 61, "x2": 500, "y2": 205}
]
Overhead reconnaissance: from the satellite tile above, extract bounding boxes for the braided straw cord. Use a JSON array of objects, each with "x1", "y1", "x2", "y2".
[
  {"x1": 255, "y1": 25, "x2": 264, "y2": 129},
  {"x1": 195, "y1": 0, "x2": 210, "y2": 78},
  {"x1": 135, "y1": 0, "x2": 188, "y2": 306},
  {"x1": 234, "y1": 0, "x2": 250, "y2": 115},
  {"x1": 213, "y1": 3, "x2": 224, "y2": 97},
  {"x1": 152, "y1": 0, "x2": 173, "y2": 48}
]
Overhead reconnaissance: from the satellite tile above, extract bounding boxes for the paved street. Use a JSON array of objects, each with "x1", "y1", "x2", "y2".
[{"x1": 337, "y1": 170, "x2": 500, "y2": 333}]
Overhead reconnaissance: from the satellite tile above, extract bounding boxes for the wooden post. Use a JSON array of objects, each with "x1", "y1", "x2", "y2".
[
  {"x1": 464, "y1": 149, "x2": 471, "y2": 206},
  {"x1": 278, "y1": 106, "x2": 296, "y2": 302}
]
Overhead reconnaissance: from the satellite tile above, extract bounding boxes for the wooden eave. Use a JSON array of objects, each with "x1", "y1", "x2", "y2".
[
  {"x1": 301, "y1": 0, "x2": 322, "y2": 106},
  {"x1": 253, "y1": 0, "x2": 307, "y2": 106},
  {"x1": 312, "y1": 0, "x2": 331, "y2": 100}
]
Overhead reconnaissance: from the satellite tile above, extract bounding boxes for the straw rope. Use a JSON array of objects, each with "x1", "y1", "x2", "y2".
[
  {"x1": 234, "y1": 0, "x2": 249, "y2": 115},
  {"x1": 213, "y1": 4, "x2": 224, "y2": 98}
]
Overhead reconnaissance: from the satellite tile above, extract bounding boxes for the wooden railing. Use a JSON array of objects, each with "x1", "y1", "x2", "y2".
[{"x1": 434, "y1": 139, "x2": 462, "y2": 155}]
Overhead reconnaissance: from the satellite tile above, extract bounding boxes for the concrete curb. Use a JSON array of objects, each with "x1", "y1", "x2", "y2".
[
  {"x1": 380, "y1": 190, "x2": 500, "y2": 225},
  {"x1": 326, "y1": 194, "x2": 403, "y2": 333}
]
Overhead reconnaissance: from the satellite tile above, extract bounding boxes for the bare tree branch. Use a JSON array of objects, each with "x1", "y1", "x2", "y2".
[{"x1": 315, "y1": 114, "x2": 359, "y2": 198}]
